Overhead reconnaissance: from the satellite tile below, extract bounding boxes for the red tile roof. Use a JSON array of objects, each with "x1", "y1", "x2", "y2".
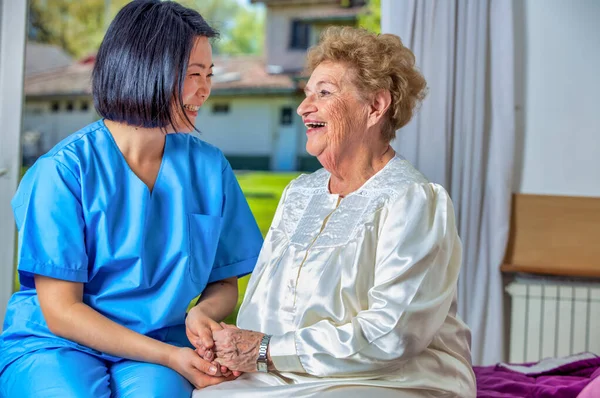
[
  {"x1": 252, "y1": 0, "x2": 366, "y2": 6},
  {"x1": 251, "y1": 0, "x2": 365, "y2": 20},
  {"x1": 296, "y1": 6, "x2": 364, "y2": 21},
  {"x1": 24, "y1": 55, "x2": 303, "y2": 98},
  {"x1": 211, "y1": 55, "x2": 298, "y2": 91},
  {"x1": 25, "y1": 62, "x2": 93, "y2": 97},
  {"x1": 25, "y1": 42, "x2": 73, "y2": 76}
]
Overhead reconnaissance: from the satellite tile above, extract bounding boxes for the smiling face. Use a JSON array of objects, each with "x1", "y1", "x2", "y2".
[
  {"x1": 172, "y1": 36, "x2": 213, "y2": 132},
  {"x1": 297, "y1": 61, "x2": 369, "y2": 167}
]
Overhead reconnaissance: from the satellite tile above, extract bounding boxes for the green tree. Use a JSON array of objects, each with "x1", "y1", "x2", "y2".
[
  {"x1": 358, "y1": 0, "x2": 381, "y2": 34},
  {"x1": 182, "y1": 0, "x2": 264, "y2": 55},
  {"x1": 218, "y1": 6, "x2": 264, "y2": 55},
  {"x1": 28, "y1": 0, "x2": 265, "y2": 58},
  {"x1": 28, "y1": 0, "x2": 130, "y2": 58},
  {"x1": 179, "y1": 0, "x2": 239, "y2": 36}
]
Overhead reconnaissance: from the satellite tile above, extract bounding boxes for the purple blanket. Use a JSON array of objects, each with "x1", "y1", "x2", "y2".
[{"x1": 475, "y1": 353, "x2": 600, "y2": 398}]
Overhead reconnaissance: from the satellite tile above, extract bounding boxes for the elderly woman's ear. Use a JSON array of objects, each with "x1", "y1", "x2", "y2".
[{"x1": 367, "y1": 89, "x2": 392, "y2": 130}]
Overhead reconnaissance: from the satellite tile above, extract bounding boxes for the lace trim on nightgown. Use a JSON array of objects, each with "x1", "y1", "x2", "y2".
[{"x1": 275, "y1": 157, "x2": 429, "y2": 248}]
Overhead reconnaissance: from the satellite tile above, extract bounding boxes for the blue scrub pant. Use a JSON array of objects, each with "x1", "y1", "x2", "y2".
[{"x1": 0, "y1": 347, "x2": 193, "y2": 398}]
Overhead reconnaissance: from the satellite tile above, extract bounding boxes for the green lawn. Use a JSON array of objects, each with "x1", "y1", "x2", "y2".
[
  {"x1": 222, "y1": 171, "x2": 300, "y2": 323},
  {"x1": 12, "y1": 171, "x2": 300, "y2": 325},
  {"x1": 236, "y1": 171, "x2": 299, "y2": 235}
]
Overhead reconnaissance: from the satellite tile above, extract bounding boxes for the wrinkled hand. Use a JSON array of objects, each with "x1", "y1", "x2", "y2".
[
  {"x1": 193, "y1": 347, "x2": 241, "y2": 378},
  {"x1": 167, "y1": 347, "x2": 236, "y2": 389},
  {"x1": 186, "y1": 307, "x2": 240, "y2": 376},
  {"x1": 212, "y1": 325, "x2": 264, "y2": 373}
]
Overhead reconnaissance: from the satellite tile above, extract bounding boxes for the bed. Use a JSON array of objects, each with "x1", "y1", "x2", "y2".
[
  {"x1": 480, "y1": 194, "x2": 600, "y2": 397},
  {"x1": 474, "y1": 353, "x2": 600, "y2": 397}
]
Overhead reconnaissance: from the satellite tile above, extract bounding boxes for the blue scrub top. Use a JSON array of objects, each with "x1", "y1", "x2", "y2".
[{"x1": 0, "y1": 120, "x2": 263, "y2": 372}]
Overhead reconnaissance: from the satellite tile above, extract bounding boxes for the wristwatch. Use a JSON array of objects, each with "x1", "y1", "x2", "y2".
[{"x1": 256, "y1": 334, "x2": 272, "y2": 372}]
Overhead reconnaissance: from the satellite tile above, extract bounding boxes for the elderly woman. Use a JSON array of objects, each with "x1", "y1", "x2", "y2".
[{"x1": 195, "y1": 27, "x2": 476, "y2": 398}]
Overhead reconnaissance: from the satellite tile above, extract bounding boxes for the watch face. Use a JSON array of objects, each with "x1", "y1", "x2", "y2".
[{"x1": 257, "y1": 361, "x2": 268, "y2": 373}]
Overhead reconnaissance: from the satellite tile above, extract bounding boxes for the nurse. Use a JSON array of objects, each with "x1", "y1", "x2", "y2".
[{"x1": 0, "y1": 1, "x2": 263, "y2": 397}]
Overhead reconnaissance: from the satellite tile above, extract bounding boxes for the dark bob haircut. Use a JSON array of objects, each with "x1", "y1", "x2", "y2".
[{"x1": 92, "y1": 0, "x2": 218, "y2": 129}]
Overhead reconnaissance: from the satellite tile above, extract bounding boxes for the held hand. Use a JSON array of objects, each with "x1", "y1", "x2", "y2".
[
  {"x1": 167, "y1": 347, "x2": 235, "y2": 389},
  {"x1": 196, "y1": 346, "x2": 215, "y2": 362},
  {"x1": 212, "y1": 328, "x2": 264, "y2": 373},
  {"x1": 185, "y1": 307, "x2": 223, "y2": 351},
  {"x1": 186, "y1": 308, "x2": 239, "y2": 376},
  {"x1": 197, "y1": 325, "x2": 244, "y2": 378},
  {"x1": 215, "y1": 323, "x2": 243, "y2": 377},
  {"x1": 195, "y1": 347, "x2": 239, "y2": 378}
]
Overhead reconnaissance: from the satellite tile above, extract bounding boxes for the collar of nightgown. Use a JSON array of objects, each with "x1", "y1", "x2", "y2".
[{"x1": 276, "y1": 155, "x2": 429, "y2": 249}]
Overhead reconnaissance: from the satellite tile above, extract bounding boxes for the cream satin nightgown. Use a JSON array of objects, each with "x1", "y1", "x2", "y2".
[{"x1": 197, "y1": 156, "x2": 476, "y2": 398}]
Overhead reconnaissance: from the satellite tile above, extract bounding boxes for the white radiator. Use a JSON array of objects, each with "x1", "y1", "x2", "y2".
[{"x1": 506, "y1": 277, "x2": 600, "y2": 363}]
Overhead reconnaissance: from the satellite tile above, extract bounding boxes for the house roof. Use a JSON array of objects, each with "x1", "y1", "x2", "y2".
[
  {"x1": 25, "y1": 62, "x2": 93, "y2": 97},
  {"x1": 296, "y1": 6, "x2": 365, "y2": 22},
  {"x1": 251, "y1": 0, "x2": 339, "y2": 5},
  {"x1": 209, "y1": 55, "x2": 302, "y2": 96},
  {"x1": 24, "y1": 55, "x2": 303, "y2": 98},
  {"x1": 251, "y1": 0, "x2": 366, "y2": 6},
  {"x1": 25, "y1": 42, "x2": 73, "y2": 76},
  {"x1": 251, "y1": 0, "x2": 365, "y2": 20}
]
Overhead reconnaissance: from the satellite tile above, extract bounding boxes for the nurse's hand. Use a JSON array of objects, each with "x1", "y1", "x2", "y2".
[
  {"x1": 186, "y1": 306, "x2": 223, "y2": 351},
  {"x1": 167, "y1": 346, "x2": 236, "y2": 389}
]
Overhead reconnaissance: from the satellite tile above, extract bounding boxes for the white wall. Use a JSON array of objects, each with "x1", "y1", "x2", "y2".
[
  {"x1": 515, "y1": 0, "x2": 600, "y2": 197},
  {"x1": 23, "y1": 97, "x2": 98, "y2": 153},
  {"x1": 24, "y1": 95, "x2": 309, "y2": 170},
  {"x1": 197, "y1": 96, "x2": 305, "y2": 166},
  {"x1": 265, "y1": 4, "x2": 345, "y2": 71},
  {"x1": 198, "y1": 97, "x2": 276, "y2": 155}
]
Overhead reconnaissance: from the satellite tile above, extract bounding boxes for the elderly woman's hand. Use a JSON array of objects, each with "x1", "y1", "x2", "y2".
[
  {"x1": 212, "y1": 324, "x2": 265, "y2": 373},
  {"x1": 186, "y1": 308, "x2": 243, "y2": 377}
]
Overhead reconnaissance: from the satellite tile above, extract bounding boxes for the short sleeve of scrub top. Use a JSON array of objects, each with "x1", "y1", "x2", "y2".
[{"x1": 12, "y1": 157, "x2": 88, "y2": 288}]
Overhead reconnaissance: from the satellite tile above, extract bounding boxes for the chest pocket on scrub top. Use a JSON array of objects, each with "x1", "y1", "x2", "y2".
[{"x1": 187, "y1": 213, "x2": 222, "y2": 284}]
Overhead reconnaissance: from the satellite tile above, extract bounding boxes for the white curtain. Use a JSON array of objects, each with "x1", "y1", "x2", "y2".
[{"x1": 382, "y1": 0, "x2": 515, "y2": 366}]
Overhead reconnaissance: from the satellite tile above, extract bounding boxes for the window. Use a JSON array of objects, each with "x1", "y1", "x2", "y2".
[
  {"x1": 280, "y1": 107, "x2": 293, "y2": 125},
  {"x1": 50, "y1": 101, "x2": 60, "y2": 112},
  {"x1": 65, "y1": 101, "x2": 74, "y2": 112},
  {"x1": 26, "y1": 103, "x2": 45, "y2": 115},
  {"x1": 212, "y1": 104, "x2": 230, "y2": 114},
  {"x1": 80, "y1": 101, "x2": 89, "y2": 111},
  {"x1": 290, "y1": 20, "x2": 310, "y2": 50},
  {"x1": 341, "y1": 0, "x2": 366, "y2": 7}
]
